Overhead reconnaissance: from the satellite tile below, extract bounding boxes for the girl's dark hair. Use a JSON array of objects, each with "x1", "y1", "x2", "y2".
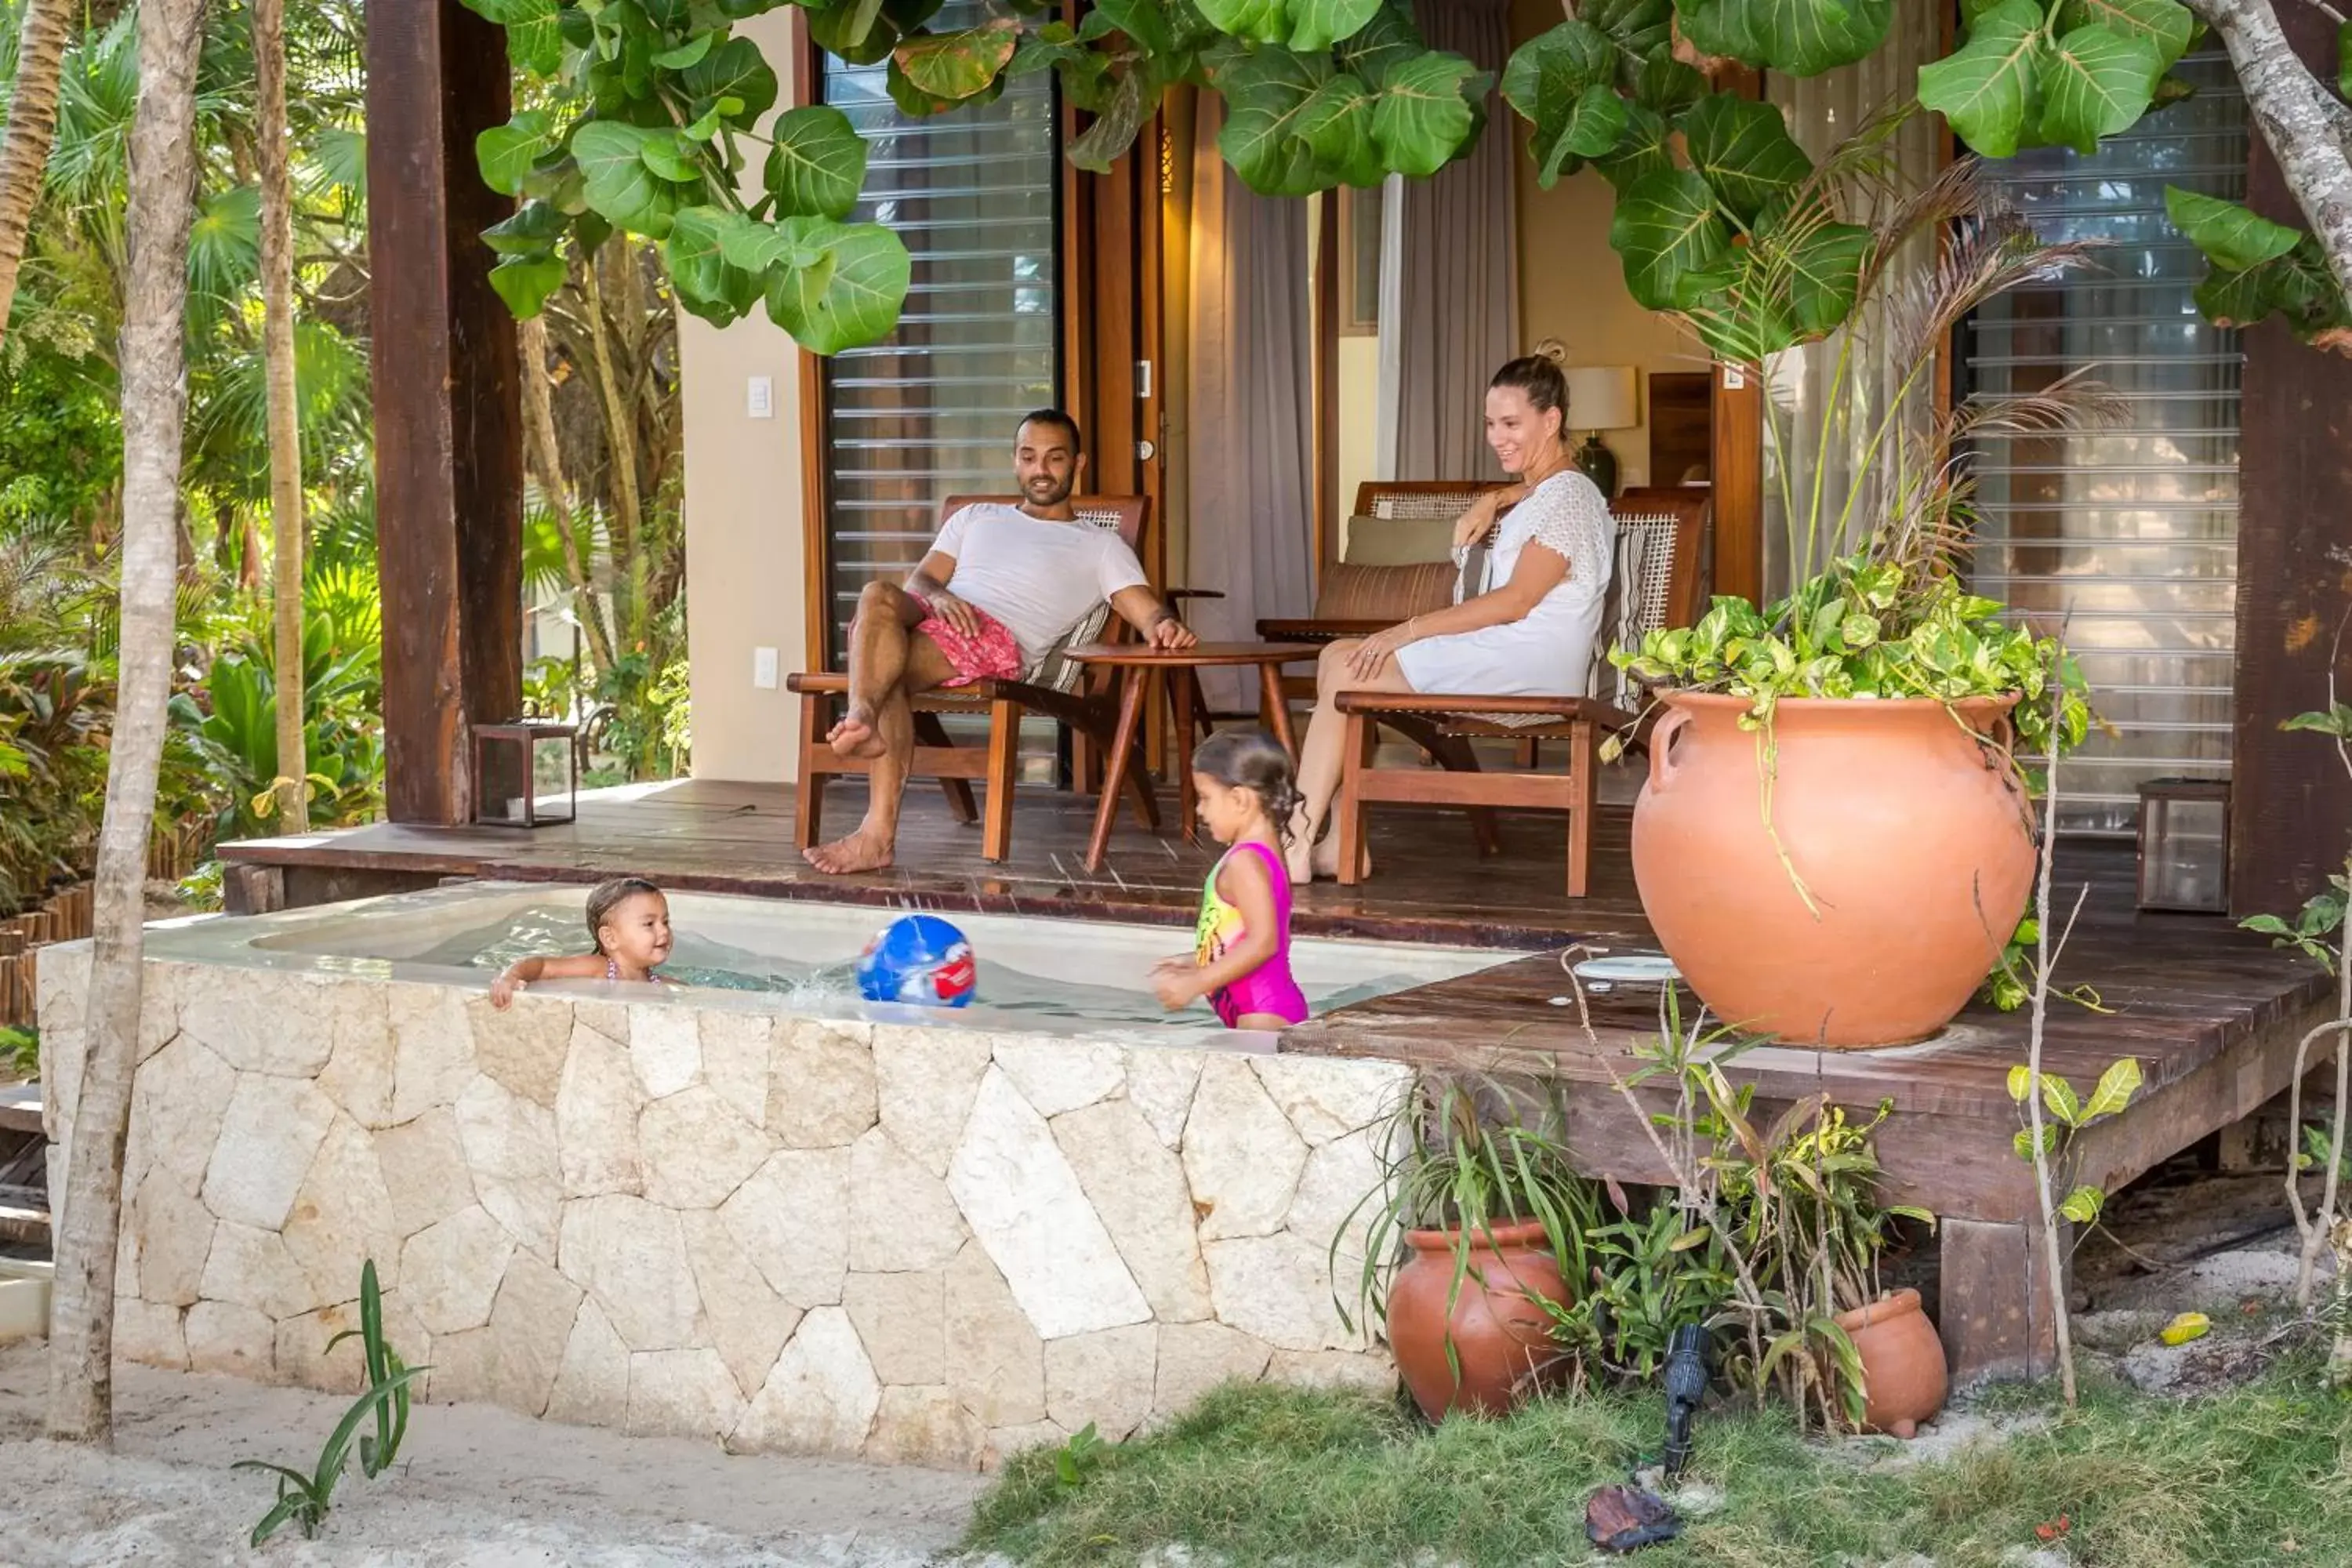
[
  {"x1": 586, "y1": 877, "x2": 664, "y2": 953},
  {"x1": 1192, "y1": 729, "x2": 1304, "y2": 849},
  {"x1": 1490, "y1": 354, "x2": 1570, "y2": 428}
]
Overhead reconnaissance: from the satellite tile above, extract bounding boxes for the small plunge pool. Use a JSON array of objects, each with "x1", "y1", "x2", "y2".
[{"x1": 170, "y1": 883, "x2": 1525, "y2": 1033}]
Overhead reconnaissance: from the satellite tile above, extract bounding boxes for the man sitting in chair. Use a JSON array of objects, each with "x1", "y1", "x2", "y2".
[{"x1": 805, "y1": 408, "x2": 1196, "y2": 875}]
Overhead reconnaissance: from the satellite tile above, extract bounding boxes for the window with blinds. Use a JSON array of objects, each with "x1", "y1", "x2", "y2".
[
  {"x1": 817, "y1": 10, "x2": 1061, "y2": 667},
  {"x1": 1966, "y1": 51, "x2": 2247, "y2": 835}
]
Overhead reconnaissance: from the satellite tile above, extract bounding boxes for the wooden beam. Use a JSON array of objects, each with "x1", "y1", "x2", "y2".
[
  {"x1": 2230, "y1": 0, "x2": 2352, "y2": 919},
  {"x1": 1706, "y1": 64, "x2": 1766, "y2": 602},
  {"x1": 366, "y1": 0, "x2": 522, "y2": 826},
  {"x1": 792, "y1": 10, "x2": 832, "y2": 674}
]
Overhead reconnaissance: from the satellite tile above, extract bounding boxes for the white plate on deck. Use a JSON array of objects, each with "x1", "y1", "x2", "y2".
[{"x1": 1570, "y1": 953, "x2": 1682, "y2": 987}]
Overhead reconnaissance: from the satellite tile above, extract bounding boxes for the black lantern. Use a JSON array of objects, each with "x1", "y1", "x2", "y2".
[
  {"x1": 471, "y1": 720, "x2": 579, "y2": 828},
  {"x1": 2136, "y1": 777, "x2": 2230, "y2": 913}
]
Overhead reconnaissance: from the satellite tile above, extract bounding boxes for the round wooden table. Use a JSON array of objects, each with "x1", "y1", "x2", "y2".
[{"x1": 1065, "y1": 641, "x2": 1319, "y2": 871}]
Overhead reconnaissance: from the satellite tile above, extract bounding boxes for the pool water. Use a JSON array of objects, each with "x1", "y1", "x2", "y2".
[{"x1": 413, "y1": 905, "x2": 1418, "y2": 1029}]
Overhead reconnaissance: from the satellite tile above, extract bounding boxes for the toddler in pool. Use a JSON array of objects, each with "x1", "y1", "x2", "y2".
[{"x1": 490, "y1": 876, "x2": 676, "y2": 1007}]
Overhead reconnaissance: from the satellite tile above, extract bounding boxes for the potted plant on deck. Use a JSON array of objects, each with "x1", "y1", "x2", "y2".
[
  {"x1": 1338, "y1": 1074, "x2": 1599, "y2": 1421},
  {"x1": 1602, "y1": 126, "x2": 2101, "y2": 1047}
]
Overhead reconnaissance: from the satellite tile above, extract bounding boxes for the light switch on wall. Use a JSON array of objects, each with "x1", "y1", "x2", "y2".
[
  {"x1": 753, "y1": 647, "x2": 779, "y2": 688},
  {"x1": 747, "y1": 376, "x2": 775, "y2": 419}
]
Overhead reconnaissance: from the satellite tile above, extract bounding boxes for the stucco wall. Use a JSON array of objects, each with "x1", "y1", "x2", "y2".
[{"x1": 681, "y1": 9, "x2": 807, "y2": 786}]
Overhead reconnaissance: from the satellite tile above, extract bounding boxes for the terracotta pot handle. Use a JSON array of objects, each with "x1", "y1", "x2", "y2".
[{"x1": 1648, "y1": 707, "x2": 1694, "y2": 794}]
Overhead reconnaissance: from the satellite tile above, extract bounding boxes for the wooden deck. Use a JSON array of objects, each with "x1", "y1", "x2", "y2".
[{"x1": 220, "y1": 777, "x2": 2334, "y2": 1381}]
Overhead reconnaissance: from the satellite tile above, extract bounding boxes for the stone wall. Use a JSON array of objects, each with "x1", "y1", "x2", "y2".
[{"x1": 38, "y1": 949, "x2": 1409, "y2": 1468}]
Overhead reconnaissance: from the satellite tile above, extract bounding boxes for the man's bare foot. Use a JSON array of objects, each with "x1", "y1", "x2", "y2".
[
  {"x1": 804, "y1": 826, "x2": 896, "y2": 875},
  {"x1": 827, "y1": 706, "x2": 887, "y2": 760}
]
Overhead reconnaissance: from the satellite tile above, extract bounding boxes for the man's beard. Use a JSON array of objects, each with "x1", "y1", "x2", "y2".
[{"x1": 1022, "y1": 473, "x2": 1073, "y2": 506}]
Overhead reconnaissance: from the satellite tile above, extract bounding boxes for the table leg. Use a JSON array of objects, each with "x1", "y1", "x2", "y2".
[
  {"x1": 1087, "y1": 668, "x2": 1150, "y2": 873},
  {"x1": 1171, "y1": 664, "x2": 1198, "y2": 844},
  {"x1": 1258, "y1": 663, "x2": 1298, "y2": 757}
]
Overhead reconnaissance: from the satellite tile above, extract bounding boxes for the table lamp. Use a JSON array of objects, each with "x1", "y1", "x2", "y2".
[{"x1": 1563, "y1": 365, "x2": 1639, "y2": 496}]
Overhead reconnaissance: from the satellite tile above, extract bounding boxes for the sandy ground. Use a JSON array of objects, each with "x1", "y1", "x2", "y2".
[{"x1": 0, "y1": 1343, "x2": 996, "y2": 1567}]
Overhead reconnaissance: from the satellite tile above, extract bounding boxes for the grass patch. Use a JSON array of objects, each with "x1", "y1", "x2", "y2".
[{"x1": 966, "y1": 1353, "x2": 2352, "y2": 1566}]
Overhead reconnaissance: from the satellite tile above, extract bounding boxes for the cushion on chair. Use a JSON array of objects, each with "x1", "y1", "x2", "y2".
[
  {"x1": 1312, "y1": 561, "x2": 1458, "y2": 622},
  {"x1": 1341, "y1": 514, "x2": 1457, "y2": 565}
]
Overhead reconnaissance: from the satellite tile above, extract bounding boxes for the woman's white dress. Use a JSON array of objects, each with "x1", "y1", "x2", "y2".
[{"x1": 1394, "y1": 469, "x2": 1615, "y2": 697}]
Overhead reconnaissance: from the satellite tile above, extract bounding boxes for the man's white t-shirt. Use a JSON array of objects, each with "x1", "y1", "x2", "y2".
[{"x1": 931, "y1": 503, "x2": 1149, "y2": 669}]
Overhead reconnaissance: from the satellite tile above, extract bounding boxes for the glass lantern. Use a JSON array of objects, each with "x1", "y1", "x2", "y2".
[
  {"x1": 2136, "y1": 778, "x2": 2230, "y2": 913},
  {"x1": 471, "y1": 720, "x2": 579, "y2": 828}
]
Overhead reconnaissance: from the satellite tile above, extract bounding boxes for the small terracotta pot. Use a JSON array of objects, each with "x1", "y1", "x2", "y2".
[
  {"x1": 1835, "y1": 1287, "x2": 1948, "y2": 1438},
  {"x1": 1385, "y1": 1218, "x2": 1570, "y2": 1421},
  {"x1": 1631, "y1": 690, "x2": 2035, "y2": 1047}
]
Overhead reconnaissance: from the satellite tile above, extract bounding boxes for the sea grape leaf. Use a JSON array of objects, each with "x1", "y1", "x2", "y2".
[
  {"x1": 683, "y1": 35, "x2": 780, "y2": 125},
  {"x1": 1296, "y1": 73, "x2": 1386, "y2": 187},
  {"x1": 894, "y1": 19, "x2": 1019, "y2": 102},
  {"x1": 489, "y1": 252, "x2": 568, "y2": 318},
  {"x1": 477, "y1": 109, "x2": 557, "y2": 196},
  {"x1": 1335, "y1": 1, "x2": 1422, "y2": 90},
  {"x1": 1370, "y1": 49, "x2": 1483, "y2": 177},
  {"x1": 2056, "y1": 0, "x2": 2194, "y2": 69},
  {"x1": 572, "y1": 122, "x2": 662, "y2": 227},
  {"x1": 1679, "y1": 93, "x2": 1812, "y2": 223},
  {"x1": 764, "y1": 220, "x2": 913, "y2": 354},
  {"x1": 2164, "y1": 186, "x2": 2301, "y2": 271},
  {"x1": 1676, "y1": 0, "x2": 1894, "y2": 77},
  {"x1": 2038, "y1": 22, "x2": 2163, "y2": 154},
  {"x1": 1217, "y1": 47, "x2": 1327, "y2": 191},
  {"x1": 1610, "y1": 168, "x2": 1732, "y2": 310},
  {"x1": 1918, "y1": 0, "x2": 2044, "y2": 158},
  {"x1": 764, "y1": 105, "x2": 869, "y2": 221}
]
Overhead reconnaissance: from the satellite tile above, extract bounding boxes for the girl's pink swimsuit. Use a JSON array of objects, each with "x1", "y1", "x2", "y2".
[{"x1": 1192, "y1": 841, "x2": 1308, "y2": 1026}]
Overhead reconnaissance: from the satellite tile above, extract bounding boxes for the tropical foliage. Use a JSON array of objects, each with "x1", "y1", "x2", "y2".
[{"x1": 454, "y1": 0, "x2": 2352, "y2": 356}]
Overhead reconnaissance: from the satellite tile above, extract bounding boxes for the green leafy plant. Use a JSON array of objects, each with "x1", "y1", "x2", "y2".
[
  {"x1": 235, "y1": 1366, "x2": 427, "y2": 1544},
  {"x1": 2239, "y1": 626, "x2": 2352, "y2": 1321},
  {"x1": 1980, "y1": 913, "x2": 2110, "y2": 1014},
  {"x1": 234, "y1": 1258, "x2": 423, "y2": 1544},
  {"x1": 0, "y1": 1025, "x2": 38, "y2": 1081},
  {"x1": 456, "y1": 0, "x2": 1490, "y2": 346},
  {"x1": 1336, "y1": 1074, "x2": 1599, "y2": 1368},
  {"x1": 2005, "y1": 1058, "x2": 2143, "y2": 1231},
  {"x1": 323, "y1": 1259, "x2": 416, "y2": 1478},
  {"x1": 1053, "y1": 1421, "x2": 1106, "y2": 1489},
  {"x1": 1544, "y1": 1192, "x2": 1733, "y2": 1386}
]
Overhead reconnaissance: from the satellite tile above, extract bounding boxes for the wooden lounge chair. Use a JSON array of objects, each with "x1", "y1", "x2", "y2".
[
  {"x1": 1330, "y1": 486, "x2": 1711, "y2": 897},
  {"x1": 786, "y1": 494, "x2": 1159, "y2": 864}
]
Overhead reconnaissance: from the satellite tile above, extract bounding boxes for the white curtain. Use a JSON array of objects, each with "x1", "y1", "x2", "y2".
[
  {"x1": 1762, "y1": 8, "x2": 1940, "y2": 596},
  {"x1": 1186, "y1": 97, "x2": 1316, "y2": 710},
  {"x1": 1376, "y1": 0, "x2": 1520, "y2": 483}
]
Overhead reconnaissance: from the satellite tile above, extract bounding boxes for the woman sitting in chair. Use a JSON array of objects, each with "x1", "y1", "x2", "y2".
[{"x1": 1286, "y1": 354, "x2": 1615, "y2": 884}]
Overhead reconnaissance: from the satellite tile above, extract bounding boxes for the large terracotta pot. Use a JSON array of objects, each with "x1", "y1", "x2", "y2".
[
  {"x1": 1385, "y1": 1218, "x2": 1570, "y2": 1421},
  {"x1": 1631, "y1": 690, "x2": 2034, "y2": 1047},
  {"x1": 1834, "y1": 1287, "x2": 1949, "y2": 1438}
]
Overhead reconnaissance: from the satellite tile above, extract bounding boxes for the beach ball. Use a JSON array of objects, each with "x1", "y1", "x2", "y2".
[{"x1": 857, "y1": 914, "x2": 977, "y2": 1007}]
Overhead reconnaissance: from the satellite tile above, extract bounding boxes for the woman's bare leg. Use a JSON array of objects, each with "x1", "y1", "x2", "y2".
[{"x1": 1288, "y1": 639, "x2": 1415, "y2": 883}]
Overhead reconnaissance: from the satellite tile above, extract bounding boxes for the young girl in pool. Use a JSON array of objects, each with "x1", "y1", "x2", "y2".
[
  {"x1": 1152, "y1": 730, "x2": 1309, "y2": 1030},
  {"x1": 489, "y1": 876, "x2": 676, "y2": 1008}
]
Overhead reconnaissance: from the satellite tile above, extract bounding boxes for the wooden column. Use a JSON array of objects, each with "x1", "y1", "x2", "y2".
[
  {"x1": 366, "y1": 0, "x2": 524, "y2": 825},
  {"x1": 2230, "y1": 0, "x2": 2352, "y2": 919},
  {"x1": 1707, "y1": 64, "x2": 1766, "y2": 603}
]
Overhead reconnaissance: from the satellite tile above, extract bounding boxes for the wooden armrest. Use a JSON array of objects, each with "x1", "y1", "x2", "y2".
[
  {"x1": 786, "y1": 672, "x2": 846, "y2": 694},
  {"x1": 1254, "y1": 617, "x2": 1392, "y2": 642},
  {"x1": 1334, "y1": 691, "x2": 1632, "y2": 725},
  {"x1": 1167, "y1": 587, "x2": 1224, "y2": 602}
]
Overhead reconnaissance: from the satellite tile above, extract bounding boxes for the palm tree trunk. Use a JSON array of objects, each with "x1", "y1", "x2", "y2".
[
  {"x1": 579, "y1": 245, "x2": 644, "y2": 648},
  {"x1": 253, "y1": 0, "x2": 307, "y2": 830},
  {"x1": 0, "y1": 0, "x2": 76, "y2": 354},
  {"x1": 46, "y1": 0, "x2": 208, "y2": 1444}
]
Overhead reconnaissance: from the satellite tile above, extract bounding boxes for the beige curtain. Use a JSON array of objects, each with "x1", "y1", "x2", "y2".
[
  {"x1": 1376, "y1": 0, "x2": 1520, "y2": 484},
  {"x1": 1186, "y1": 97, "x2": 1315, "y2": 710},
  {"x1": 1761, "y1": 8, "x2": 1940, "y2": 596}
]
